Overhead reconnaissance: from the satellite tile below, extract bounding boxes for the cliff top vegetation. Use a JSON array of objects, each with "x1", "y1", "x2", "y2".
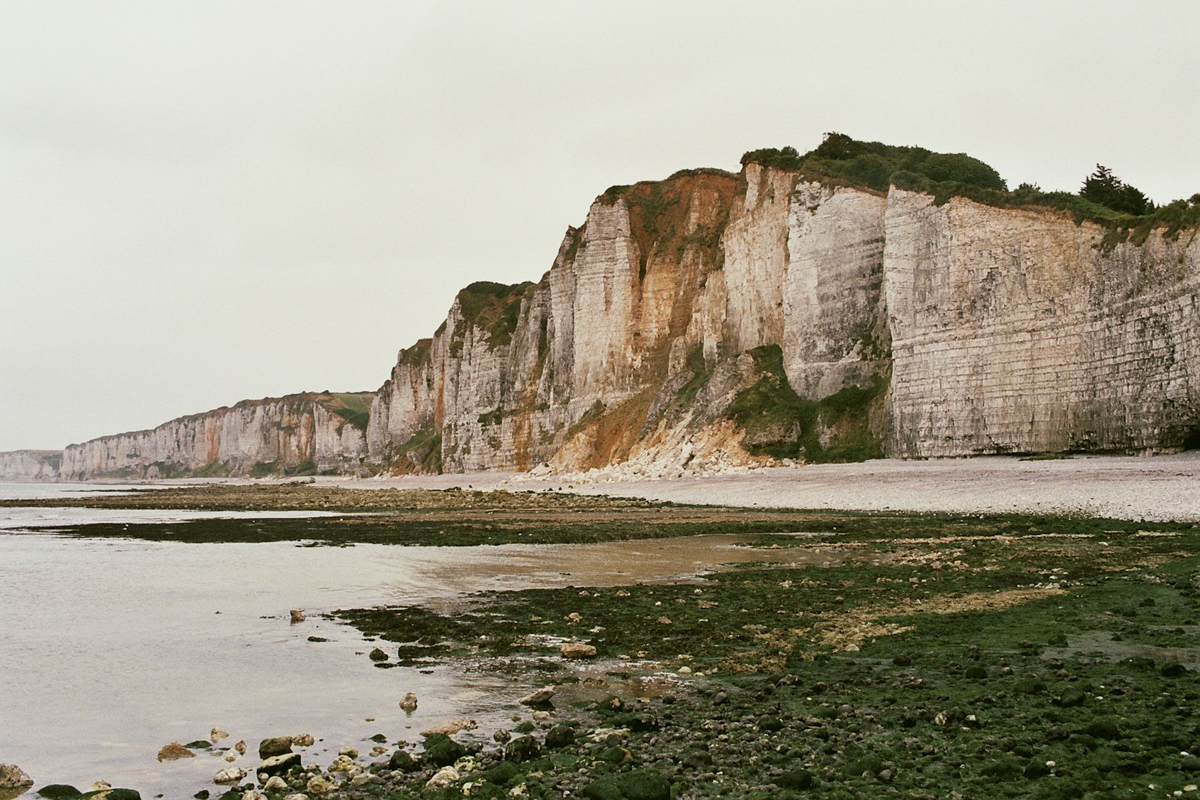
[
  {"x1": 451, "y1": 280, "x2": 536, "y2": 353},
  {"x1": 742, "y1": 133, "x2": 1200, "y2": 238}
]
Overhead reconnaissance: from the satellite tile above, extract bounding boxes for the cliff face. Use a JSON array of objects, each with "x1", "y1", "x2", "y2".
[
  {"x1": 367, "y1": 163, "x2": 1198, "y2": 473},
  {"x1": 56, "y1": 392, "x2": 371, "y2": 480},
  {"x1": 885, "y1": 189, "x2": 1200, "y2": 457},
  {"x1": 4, "y1": 149, "x2": 1198, "y2": 482}
]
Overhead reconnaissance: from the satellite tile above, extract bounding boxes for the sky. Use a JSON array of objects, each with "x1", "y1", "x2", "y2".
[{"x1": 1, "y1": 0, "x2": 1197, "y2": 452}]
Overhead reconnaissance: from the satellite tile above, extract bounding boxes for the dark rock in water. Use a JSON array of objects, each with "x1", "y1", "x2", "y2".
[
  {"x1": 483, "y1": 761, "x2": 520, "y2": 785},
  {"x1": 36, "y1": 786, "x2": 82, "y2": 800},
  {"x1": 776, "y1": 768, "x2": 815, "y2": 790},
  {"x1": 369, "y1": 734, "x2": 387, "y2": 743},
  {"x1": 257, "y1": 752, "x2": 301, "y2": 776},
  {"x1": 545, "y1": 724, "x2": 576, "y2": 749},
  {"x1": 183, "y1": 741, "x2": 211, "y2": 750},
  {"x1": 1162, "y1": 662, "x2": 1188, "y2": 678},
  {"x1": 504, "y1": 736, "x2": 542, "y2": 763},
  {"x1": 258, "y1": 737, "x2": 293, "y2": 759},
  {"x1": 369, "y1": 647, "x2": 389, "y2": 662},
  {"x1": 514, "y1": 721, "x2": 536, "y2": 734},
  {"x1": 193, "y1": 792, "x2": 210, "y2": 800},
  {"x1": 307, "y1": 636, "x2": 328, "y2": 643},
  {"x1": 422, "y1": 735, "x2": 466, "y2": 767},
  {"x1": 388, "y1": 749, "x2": 416, "y2": 772}
]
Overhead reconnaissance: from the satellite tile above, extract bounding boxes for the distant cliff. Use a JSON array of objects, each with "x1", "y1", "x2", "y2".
[
  {"x1": 4, "y1": 135, "x2": 1198, "y2": 481},
  {"x1": 49, "y1": 392, "x2": 371, "y2": 481}
]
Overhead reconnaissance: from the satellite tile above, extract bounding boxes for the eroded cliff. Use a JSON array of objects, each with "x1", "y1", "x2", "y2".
[
  {"x1": 5, "y1": 136, "x2": 1198, "y2": 481},
  {"x1": 55, "y1": 392, "x2": 372, "y2": 480}
]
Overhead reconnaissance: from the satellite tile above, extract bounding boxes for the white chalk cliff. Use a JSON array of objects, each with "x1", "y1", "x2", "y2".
[{"x1": 5, "y1": 146, "x2": 1198, "y2": 480}]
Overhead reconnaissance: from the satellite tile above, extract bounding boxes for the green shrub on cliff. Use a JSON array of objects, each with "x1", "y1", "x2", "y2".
[
  {"x1": 726, "y1": 344, "x2": 884, "y2": 464},
  {"x1": 742, "y1": 133, "x2": 1199, "y2": 234}
]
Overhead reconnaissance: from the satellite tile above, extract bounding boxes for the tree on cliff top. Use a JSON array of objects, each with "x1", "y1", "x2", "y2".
[{"x1": 1080, "y1": 165, "x2": 1154, "y2": 216}]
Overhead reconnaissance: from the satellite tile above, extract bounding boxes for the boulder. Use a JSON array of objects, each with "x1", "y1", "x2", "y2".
[
  {"x1": 504, "y1": 736, "x2": 542, "y2": 763},
  {"x1": 420, "y1": 719, "x2": 477, "y2": 737},
  {"x1": 368, "y1": 648, "x2": 389, "y2": 662},
  {"x1": 79, "y1": 791, "x2": 140, "y2": 800},
  {"x1": 209, "y1": 728, "x2": 229, "y2": 744},
  {"x1": 35, "y1": 786, "x2": 82, "y2": 800},
  {"x1": 262, "y1": 777, "x2": 288, "y2": 792},
  {"x1": 387, "y1": 750, "x2": 417, "y2": 772},
  {"x1": 398, "y1": 692, "x2": 418, "y2": 712},
  {"x1": 289, "y1": 610, "x2": 305, "y2": 623},
  {"x1": 156, "y1": 742, "x2": 195, "y2": 762},
  {"x1": 258, "y1": 737, "x2": 293, "y2": 759},
  {"x1": 421, "y1": 735, "x2": 466, "y2": 767},
  {"x1": 518, "y1": 687, "x2": 555, "y2": 707},
  {"x1": 0, "y1": 766, "x2": 33, "y2": 791},
  {"x1": 561, "y1": 643, "x2": 598, "y2": 659},
  {"x1": 425, "y1": 767, "x2": 459, "y2": 790},
  {"x1": 212, "y1": 766, "x2": 246, "y2": 785},
  {"x1": 306, "y1": 774, "x2": 337, "y2": 794},
  {"x1": 292, "y1": 734, "x2": 315, "y2": 747},
  {"x1": 257, "y1": 753, "x2": 302, "y2": 777}
]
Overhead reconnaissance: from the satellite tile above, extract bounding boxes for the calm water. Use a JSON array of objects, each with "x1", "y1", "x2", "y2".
[{"x1": 0, "y1": 483, "x2": 803, "y2": 798}]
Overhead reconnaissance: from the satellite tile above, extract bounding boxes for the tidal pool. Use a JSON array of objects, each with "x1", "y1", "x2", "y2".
[{"x1": 0, "y1": 519, "x2": 814, "y2": 798}]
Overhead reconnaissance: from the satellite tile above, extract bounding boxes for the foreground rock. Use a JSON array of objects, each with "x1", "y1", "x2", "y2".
[
  {"x1": 256, "y1": 753, "x2": 302, "y2": 777},
  {"x1": 258, "y1": 737, "x2": 293, "y2": 759},
  {"x1": 518, "y1": 687, "x2": 555, "y2": 707},
  {"x1": 561, "y1": 642, "x2": 598, "y2": 659},
  {"x1": 0, "y1": 765, "x2": 33, "y2": 791}
]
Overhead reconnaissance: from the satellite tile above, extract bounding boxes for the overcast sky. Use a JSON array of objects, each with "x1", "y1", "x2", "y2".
[{"x1": 1, "y1": 1, "x2": 1197, "y2": 451}]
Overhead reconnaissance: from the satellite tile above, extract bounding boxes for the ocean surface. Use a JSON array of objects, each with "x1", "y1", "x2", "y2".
[{"x1": 0, "y1": 482, "x2": 787, "y2": 798}]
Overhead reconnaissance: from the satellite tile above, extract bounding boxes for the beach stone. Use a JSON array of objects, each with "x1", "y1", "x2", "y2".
[
  {"x1": 240, "y1": 791, "x2": 265, "y2": 800},
  {"x1": 209, "y1": 728, "x2": 229, "y2": 744},
  {"x1": 156, "y1": 742, "x2": 195, "y2": 762},
  {"x1": 505, "y1": 736, "x2": 542, "y2": 763},
  {"x1": 545, "y1": 725, "x2": 576, "y2": 749},
  {"x1": 561, "y1": 643, "x2": 598, "y2": 659},
  {"x1": 258, "y1": 737, "x2": 293, "y2": 759},
  {"x1": 306, "y1": 774, "x2": 337, "y2": 794},
  {"x1": 262, "y1": 777, "x2": 287, "y2": 791},
  {"x1": 282, "y1": 795, "x2": 309, "y2": 800},
  {"x1": 212, "y1": 767, "x2": 246, "y2": 785},
  {"x1": 35, "y1": 786, "x2": 82, "y2": 799},
  {"x1": 493, "y1": 728, "x2": 511, "y2": 744},
  {"x1": 233, "y1": 740, "x2": 246, "y2": 755},
  {"x1": 519, "y1": 687, "x2": 555, "y2": 707},
  {"x1": 337, "y1": 747, "x2": 357, "y2": 759},
  {"x1": 483, "y1": 762, "x2": 520, "y2": 786},
  {"x1": 257, "y1": 753, "x2": 302, "y2": 777},
  {"x1": 422, "y1": 735, "x2": 466, "y2": 767},
  {"x1": 369, "y1": 648, "x2": 389, "y2": 662},
  {"x1": 289, "y1": 610, "x2": 305, "y2": 623},
  {"x1": 420, "y1": 719, "x2": 477, "y2": 737},
  {"x1": 387, "y1": 750, "x2": 417, "y2": 772},
  {"x1": 0, "y1": 766, "x2": 34, "y2": 793},
  {"x1": 425, "y1": 767, "x2": 459, "y2": 789},
  {"x1": 398, "y1": 692, "x2": 419, "y2": 712},
  {"x1": 291, "y1": 734, "x2": 314, "y2": 747}
]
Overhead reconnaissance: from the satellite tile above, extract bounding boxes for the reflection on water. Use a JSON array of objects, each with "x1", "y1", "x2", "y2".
[{"x1": 0, "y1": 517, "x2": 824, "y2": 797}]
